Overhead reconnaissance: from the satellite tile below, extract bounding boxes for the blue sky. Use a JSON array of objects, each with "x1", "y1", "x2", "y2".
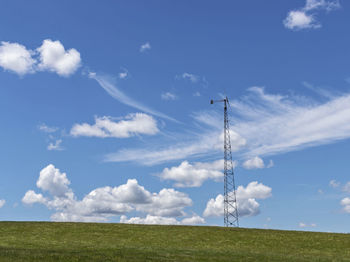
[{"x1": 1, "y1": 0, "x2": 350, "y2": 232}]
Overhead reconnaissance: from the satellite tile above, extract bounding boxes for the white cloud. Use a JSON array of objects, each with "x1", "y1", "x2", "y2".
[
  {"x1": 120, "y1": 214, "x2": 205, "y2": 225},
  {"x1": 140, "y1": 42, "x2": 151, "y2": 52},
  {"x1": 22, "y1": 164, "x2": 193, "y2": 222},
  {"x1": 0, "y1": 40, "x2": 81, "y2": 77},
  {"x1": 299, "y1": 222, "x2": 317, "y2": 228},
  {"x1": 181, "y1": 214, "x2": 206, "y2": 225},
  {"x1": 227, "y1": 87, "x2": 350, "y2": 158},
  {"x1": 193, "y1": 91, "x2": 201, "y2": 97},
  {"x1": 242, "y1": 156, "x2": 265, "y2": 170},
  {"x1": 203, "y1": 181, "x2": 272, "y2": 217},
  {"x1": 137, "y1": 188, "x2": 192, "y2": 217},
  {"x1": 284, "y1": 11, "x2": 318, "y2": 30},
  {"x1": 329, "y1": 179, "x2": 340, "y2": 188},
  {"x1": 181, "y1": 73, "x2": 199, "y2": 83},
  {"x1": 299, "y1": 222, "x2": 307, "y2": 228},
  {"x1": 283, "y1": 0, "x2": 340, "y2": 30},
  {"x1": 341, "y1": 197, "x2": 350, "y2": 213},
  {"x1": 266, "y1": 160, "x2": 274, "y2": 168},
  {"x1": 36, "y1": 164, "x2": 71, "y2": 197},
  {"x1": 161, "y1": 92, "x2": 177, "y2": 101},
  {"x1": 120, "y1": 215, "x2": 179, "y2": 225},
  {"x1": 305, "y1": 0, "x2": 340, "y2": 11},
  {"x1": 105, "y1": 87, "x2": 350, "y2": 166},
  {"x1": 38, "y1": 124, "x2": 58, "y2": 133},
  {"x1": 159, "y1": 159, "x2": 227, "y2": 187},
  {"x1": 217, "y1": 130, "x2": 247, "y2": 152},
  {"x1": 342, "y1": 182, "x2": 350, "y2": 193},
  {"x1": 119, "y1": 72, "x2": 127, "y2": 79},
  {"x1": 47, "y1": 139, "x2": 63, "y2": 151},
  {"x1": 0, "y1": 41, "x2": 36, "y2": 75},
  {"x1": 105, "y1": 129, "x2": 245, "y2": 165},
  {"x1": 37, "y1": 39, "x2": 81, "y2": 76},
  {"x1": 22, "y1": 190, "x2": 47, "y2": 205},
  {"x1": 70, "y1": 113, "x2": 159, "y2": 138},
  {"x1": 0, "y1": 199, "x2": 5, "y2": 208},
  {"x1": 104, "y1": 135, "x2": 216, "y2": 165},
  {"x1": 88, "y1": 72, "x2": 178, "y2": 122},
  {"x1": 118, "y1": 68, "x2": 128, "y2": 79}
]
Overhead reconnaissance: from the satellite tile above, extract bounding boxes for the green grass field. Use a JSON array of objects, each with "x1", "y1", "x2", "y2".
[{"x1": 0, "y1": 222, "x2": 349, "y2": 261}]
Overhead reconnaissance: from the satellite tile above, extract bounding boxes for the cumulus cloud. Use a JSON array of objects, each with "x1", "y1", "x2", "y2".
[
  {"x1": 0, "y1": 41, "x2": 36, "y2": 75},
  {"x1": 22, "y1": 190, "x2": 47, "y2": 205},
  {"x1": 159, "y1": 159, "x2": 227, "y2": 187},
  {"x1": 161, "y1": 92, "x2": 177, "y2": 101},
  {"x1": 203, "y1": 181, "x2": 272, "y2": 217},
  {"x1": 37, "y1": 39, "x2": 81, "y2": 76},
  {"x1": 0, "y1": 199, "x2": 5, "y2": 208},
  {"x1": 341, "y1": 197, "x2": 350, "y2": 213},
  {"x1": 242, "y1": 156, "x2": 265, "y2": 170},
  {"x1": 70, "y1": 113, "x2": 159, "y2": 138},
  {"x1": 283, "y1": 0, "x2": 340, "y2": 30},
  {"x1": 136, "y1": 188, "x2": 192, "y2": 217},
  {"x1": 0, "y1": 39, "x2": 81, "y2": 76},
  {"x1": 120, "y1": 214, "x2": 205, "y2": 225},
  {"x1": 120, "y1": 215, "x2": 179, "y2": 225},
  {"x1": 140, "y1": 42, "x2": 151, "y2": 52},
  {"x1": 181, "y1": 214, "x2": 206, "y2": 225},
  {"x1": 36, "y1": 164, "x2": 71, "y2": 197},
  {"x1": 47, "y1": 139, "x2": 63, "y2": 151},
  {"x1": 22, "y1": 165, "x2": 194, "y2": 223},
  {"x1": 284, "y1": 11, "x2": 318, "y2": 30}
]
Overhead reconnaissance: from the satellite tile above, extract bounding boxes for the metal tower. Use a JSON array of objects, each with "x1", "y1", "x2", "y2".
[{"x1": 211, "y1": 97, "x2": 239, "y2": 227}]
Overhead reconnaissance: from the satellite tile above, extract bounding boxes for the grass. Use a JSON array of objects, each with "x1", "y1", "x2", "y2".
[{"x1": 0, "y1": 222, "x2": 349, "y2": 261}]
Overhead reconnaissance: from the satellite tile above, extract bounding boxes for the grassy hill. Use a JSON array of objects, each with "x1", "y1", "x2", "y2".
[{"x1": 0, "y1": 222, "x2": 349, "y2": 261}]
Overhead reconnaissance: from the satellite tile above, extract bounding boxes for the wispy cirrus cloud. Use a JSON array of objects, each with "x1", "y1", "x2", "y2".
[
  {"x1": 176, "y1": 73, "x2": 208, "y2": 88},
  {"x1": 104, "y1": 86, "x2": 350, "y2": 166},
  {"x1": 161, "y1": 92, "x2": 177, "y2": 101},
  {"x1": 88, "y1": 72, "x2": 178, "y2": 122},
  {"x1": 38, "y1": 124, "x2": 58, "y2": 133},
  {"x1": 179, "y1": 73, "x2": 199, "y2": 83}
]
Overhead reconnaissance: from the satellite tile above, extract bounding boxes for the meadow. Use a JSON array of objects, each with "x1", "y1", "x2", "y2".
[{"x1": 0, "y1": 222, "x2": 349, "y2": 261}]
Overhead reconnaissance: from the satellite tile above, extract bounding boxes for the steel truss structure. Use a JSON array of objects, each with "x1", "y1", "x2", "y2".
[{"x1": 211, "y1": 97, "x2": 239, "y2": 227}]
